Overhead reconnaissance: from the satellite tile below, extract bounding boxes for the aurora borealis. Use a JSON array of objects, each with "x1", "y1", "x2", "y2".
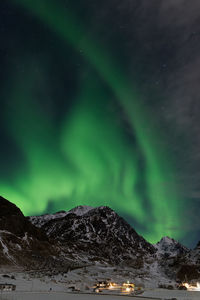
[{"x1": 1, "y1": 0, "x2": 200, "y2": 247}]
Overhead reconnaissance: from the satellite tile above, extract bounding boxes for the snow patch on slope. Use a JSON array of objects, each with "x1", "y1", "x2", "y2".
[
  {"x1": 68, "y1": 205, "x2": 94, "y2": 216},
  {"x1": 29, "y1": 211, "x2": 68, "y2": 228},
  {"x1": 0, "y1": 232, "x2": 15, "y2": 262},
  {"x1": 29, "y1": 205, "x2": 94, "y2": 228}
]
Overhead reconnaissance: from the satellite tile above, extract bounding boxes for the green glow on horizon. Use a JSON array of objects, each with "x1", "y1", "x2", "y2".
[{"x1": 1, "y1": 0, "x2": 183, "y2": 243}]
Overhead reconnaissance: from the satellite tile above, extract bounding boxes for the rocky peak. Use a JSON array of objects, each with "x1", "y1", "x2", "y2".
[{"x1": 155, "y1": 236, "x2": 189, "y2": 257}]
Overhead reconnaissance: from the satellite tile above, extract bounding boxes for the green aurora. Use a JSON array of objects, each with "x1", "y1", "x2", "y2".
[{"x1": 0, "y1": 0, "x2": 184, "y2": 243}]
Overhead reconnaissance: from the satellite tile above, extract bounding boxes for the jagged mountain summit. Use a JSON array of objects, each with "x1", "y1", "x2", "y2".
[{"x1": 155, "y1": 236, "x2": 189, "y2": 258}]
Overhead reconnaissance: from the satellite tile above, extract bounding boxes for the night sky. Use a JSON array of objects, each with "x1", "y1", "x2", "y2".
[{"x1": 1, "y1": 0, "x2": 200, "y2": 248}]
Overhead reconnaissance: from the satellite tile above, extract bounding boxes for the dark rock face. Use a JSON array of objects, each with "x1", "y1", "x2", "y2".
[
  {"x1": 38, "y1": 206, "x2": 155, "y2": 264},
  {"x1": 0, "y1": 196, "x2": 47, "y2": 240},
  {"x1": 0, "y1": 196, "x2": 66, "y2": 269},
  {"x1": 195, "y1": 241, "x2": 200, "y2": 249},
  {"x1": 177, "y1": 265, "x2": 200, "y2": 281},
  {"x1": 0, "y1": 196, "x2": 24, "y2": 217}
]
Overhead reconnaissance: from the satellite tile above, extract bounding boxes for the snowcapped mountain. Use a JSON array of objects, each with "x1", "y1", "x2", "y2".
[
  {"x1": 155, "y1": 236, "x2": 189, "y2": 258},
  {"x1": 1, "y1": 197, "x2": 200, "y2": 283},
  {"x1": 30, "y1": 205, "x2": 156, "y2": 265}
]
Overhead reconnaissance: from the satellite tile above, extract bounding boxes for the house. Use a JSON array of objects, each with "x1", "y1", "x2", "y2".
[{"x1": 0, "y1": 283, "x2": 16, "y2": 291}]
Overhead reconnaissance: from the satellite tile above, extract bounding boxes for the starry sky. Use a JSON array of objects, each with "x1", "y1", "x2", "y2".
[{"x1": 1, "y1": 0, "x2": 200, "y2": 247}]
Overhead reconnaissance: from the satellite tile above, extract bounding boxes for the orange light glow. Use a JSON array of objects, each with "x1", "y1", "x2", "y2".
[{"x1": 182, "y1": 282, "x2": 200, "y2": 291}]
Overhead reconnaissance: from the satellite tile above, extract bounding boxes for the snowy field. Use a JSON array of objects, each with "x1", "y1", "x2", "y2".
[
  {"x1": 1, "y1": 290, "x2": 200, "y2": 300},
  {"x1": 1, "y1": 266, "x2": 200, "y2": 300},
  {"x1": 0, "y1": 292, "x2": 159, "y2": 300},
  {"x1": 143, "y1": 289, "x2": 200, "y2": 300}
]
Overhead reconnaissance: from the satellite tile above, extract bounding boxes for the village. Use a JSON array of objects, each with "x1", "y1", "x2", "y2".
[
  {"x1": 0, "y1": 278, "x2": 143, "y2": 295},
  {"x1": 91, "y1": 279, "x2": 144, "y2": 295}
]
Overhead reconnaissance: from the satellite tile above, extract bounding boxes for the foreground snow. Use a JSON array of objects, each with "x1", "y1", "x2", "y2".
[
  {"x1": 1, "y1": 290, "x2": 200, "y2": 300},
  {"x1": 143, "y1": 288, "x2": 200, "y2": 299},
  {"x1": 0, "y1": 263, "x2": 168, "y2": 292},
  {"x1": 1, "y1": 265, "x2": 200, "y2": 300}
]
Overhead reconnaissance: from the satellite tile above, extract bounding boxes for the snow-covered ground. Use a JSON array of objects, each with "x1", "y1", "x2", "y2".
[
  {"x1": 0, "y1": 265, "x2": 200, "y2": 300},
  {"x1": 1, "y1": 290, "x2": 200, "y2": 300},
  {"x1": 0, "y1": 292, "x2": 159, "y2": 300},
  {"x1": 143, "y1": 289, "x2": 200, "y2": 300}
]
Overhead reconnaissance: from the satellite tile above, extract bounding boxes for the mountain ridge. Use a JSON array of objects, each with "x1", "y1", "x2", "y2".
[{"x1": 1, "y1": 197, "x2": 200, "y2": 282}]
